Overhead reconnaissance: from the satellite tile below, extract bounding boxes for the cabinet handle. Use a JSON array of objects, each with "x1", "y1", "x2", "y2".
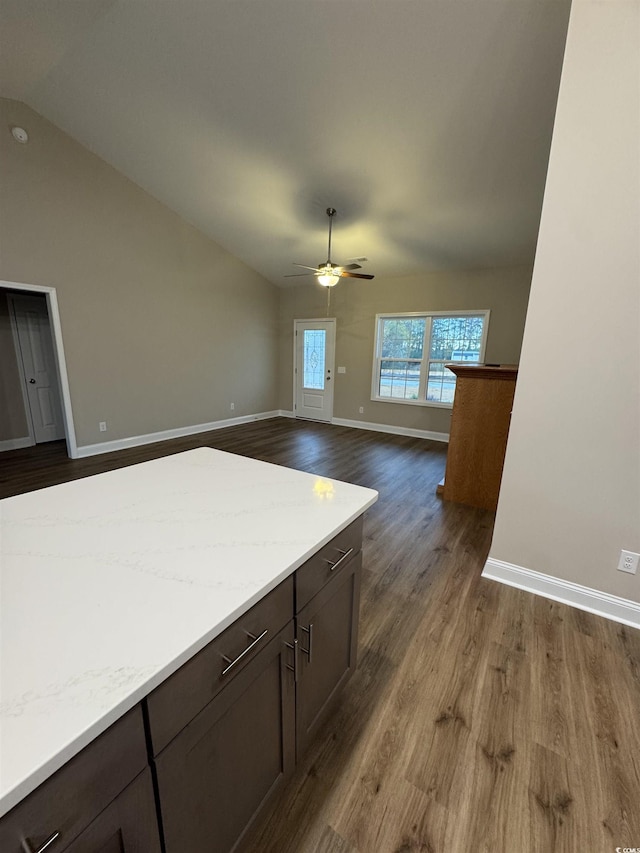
[
  {"x1": 300, "y1": 623, "x2": 313, "y2": 664},
  {"x1": 324, "y1": 547, "x2": 354, "y2": 573},
  {"x1": 285, "y1": 638, "x2": 299, "y2": 682},
  {"x1": 221, "y1": 629, "x2": 268, "y2": 676},
  {"x1": 22, "y1": 832, "x2": 61, "y2": 853}
]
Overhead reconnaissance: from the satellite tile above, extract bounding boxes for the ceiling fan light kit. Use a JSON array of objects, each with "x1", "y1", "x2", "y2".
[
  {"x1": 317, "y1": 270, "x2": 340, "y2": 288},
  {"x1": 286, "y1": 207, "x2": 375, "y2": 286}
]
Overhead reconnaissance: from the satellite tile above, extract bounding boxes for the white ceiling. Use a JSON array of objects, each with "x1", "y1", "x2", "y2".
[{"x1": 0, "y1": 0, "x2": 572, "y2": 286}]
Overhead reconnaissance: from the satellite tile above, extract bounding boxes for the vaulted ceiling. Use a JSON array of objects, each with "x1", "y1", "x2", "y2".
[{"x1": 0, "y1": 0, "x2": 572, "y2": 286}]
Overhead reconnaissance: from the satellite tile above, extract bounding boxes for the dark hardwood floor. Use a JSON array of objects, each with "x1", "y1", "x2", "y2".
[{"x1": 2, "y1": 418, "x2": 639, "y2": 852}]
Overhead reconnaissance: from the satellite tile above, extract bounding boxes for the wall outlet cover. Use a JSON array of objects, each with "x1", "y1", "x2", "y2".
[{"x1": 618, "y1": 550, "x2": 639, "y2": 574}]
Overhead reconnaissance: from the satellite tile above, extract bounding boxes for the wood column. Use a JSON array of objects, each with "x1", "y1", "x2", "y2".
[{"x1": 441, "y1": 364, "x2": 518, "y2": 511}]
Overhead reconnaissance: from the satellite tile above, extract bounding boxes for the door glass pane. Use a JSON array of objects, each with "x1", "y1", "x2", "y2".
[
  {"x1": 378, "y1": 360, "x2": 421, "y2": 400},
  {"x1": 303, "y1": 330, "x2": 326, "y2": 389}
]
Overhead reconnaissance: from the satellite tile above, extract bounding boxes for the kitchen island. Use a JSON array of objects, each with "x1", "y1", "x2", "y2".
[{"x1": 0, "y1": 447, "x2": 377, "y2": 852}]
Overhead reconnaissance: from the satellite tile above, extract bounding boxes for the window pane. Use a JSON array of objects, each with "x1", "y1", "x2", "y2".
[
  {"x1": 303, "y1": 329, "x2": 325, "y2": 389},
  {"x1": 381, "y1": 318, "x2": 425, "y2": 359},
  {"x1": 429, "y1": 315, "x2": 484, "y2": 361},
  {"x1": 379, "y1": 360, "x2": 421, "y2": 400},
  {"x1": 426, "y1": 363, "x2": 456, "y2": 404}
]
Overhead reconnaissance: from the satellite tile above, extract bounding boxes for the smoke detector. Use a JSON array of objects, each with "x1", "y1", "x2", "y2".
[{"x1": 11, "y1": 126, "x2": 28, "y2": 144}]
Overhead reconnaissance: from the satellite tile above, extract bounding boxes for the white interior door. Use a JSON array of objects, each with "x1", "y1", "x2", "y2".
[
  {"x1": 294, "y1": 319, "x2": 336, "y2": 422},
  {"x1": 10, "y1": 293, "x2": 66, "y2": 443}
]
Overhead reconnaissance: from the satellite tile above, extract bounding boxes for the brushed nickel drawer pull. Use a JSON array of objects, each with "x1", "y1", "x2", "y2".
[
  {"x1": 285, "y1": 638, "x2": 299, "y2": 682},
  {"x1": 324, "y1": 546, "x2": 354, "y2": 573},
  {"x1": 22, "y1": 832, "x2": 61, "y2": 853},
  {"x1": 221, "y1": 628, "x2": 268, "y2": 676},
  {"x1": 300, "y1": 623, "x2": 313, "y2": 664}
]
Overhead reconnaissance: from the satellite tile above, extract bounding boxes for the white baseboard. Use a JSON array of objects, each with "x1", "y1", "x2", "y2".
[
  {"x1": 483, "y1": 558, "x2": 640, "y2": 630},
  {"x1": 331, "y1": 417, "x2": 449, "y2": 443},
  {"x1": 0, "y1": 436, "x2": 34, "y2": 452},
  {"x1": 75, "y1": 409, "x2": 449, "y2": 459},
  {"x1": 75, "y1": 411, "x2": 284, "y2": 458}
]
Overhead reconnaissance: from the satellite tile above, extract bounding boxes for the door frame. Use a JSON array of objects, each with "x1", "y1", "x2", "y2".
[
  {"x1": 293, "y1": 318, "x2": 336, "y2": 422},
  {"x1": 2, "y1": 280, "x2": 78, "y2": 457}
]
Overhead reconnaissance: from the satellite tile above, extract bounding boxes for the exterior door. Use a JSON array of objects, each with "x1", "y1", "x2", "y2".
[
  {"x1": 294, "y1": 319, "x2": 335, "y2": 422},
  {"x1": 10, "y1": 293, "x2": 66, "y2": 443}
]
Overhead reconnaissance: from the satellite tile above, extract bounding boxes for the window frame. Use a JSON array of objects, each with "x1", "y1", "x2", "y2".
[{"x1": 370, "y1": 309, "x2": 490, "y2": 408}]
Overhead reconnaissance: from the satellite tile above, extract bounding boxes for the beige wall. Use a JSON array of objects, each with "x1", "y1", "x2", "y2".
[
  {"x1": 0, "y1": 290, "x2": 30, "y2": 442},
  {"x1": 0, "y1": 99, "x2": 280, "y2": 449},
  {"x1": 278, "y1": 266, "x2": 532, "y2": 434},
  {"x1": 490, "y1": 0, "x2": 640, "y2": 601}
]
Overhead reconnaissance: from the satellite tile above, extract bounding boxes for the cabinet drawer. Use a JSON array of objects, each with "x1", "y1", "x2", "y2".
[
  {"x1": 147, "y1": 575, "x2": 294, "y2": 754},
  {"x1": 0, "y1": 706, "x2": 148, "y2": 853},
  {"x1": 295, "y1": 516, "x2": 363, "y2": 611}
]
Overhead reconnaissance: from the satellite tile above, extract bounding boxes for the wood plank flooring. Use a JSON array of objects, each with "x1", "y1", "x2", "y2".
[{"x1": 2, "y1": 418, "x2": 639, "y2": 852}]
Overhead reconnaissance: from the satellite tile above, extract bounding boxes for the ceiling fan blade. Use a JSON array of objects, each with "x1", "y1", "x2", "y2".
[
  {"x1": 340, "y1": 271, "x2": 375, "y2": 280},
  {"x1": 293, "y1": 263, "x2": 321, "y2": 271},
  {"x1": 341, "y1": 263, "x2": 362, "y2": 271},
  {"x1": 284, "y1": 273, "x2": 316, "y2": 277}
]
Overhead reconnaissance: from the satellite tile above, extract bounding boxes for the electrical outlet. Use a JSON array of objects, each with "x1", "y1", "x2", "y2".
[
  {"x1": 230, "y1": 403, "x2": 235, "y2": 411},
  {"x1": 617, "y1": 550, "x2": 639, "y2": 574},
  {"x1": 99, "y1": 421, "x2": 107, "y2": 432},
  {"x1": 359, "y1": 406, "x2": 364, "y2": 414}
]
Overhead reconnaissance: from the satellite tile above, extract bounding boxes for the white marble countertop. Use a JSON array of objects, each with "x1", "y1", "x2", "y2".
[{"x1": 0, "y1": 447, "x2": 378, "y2": 817}]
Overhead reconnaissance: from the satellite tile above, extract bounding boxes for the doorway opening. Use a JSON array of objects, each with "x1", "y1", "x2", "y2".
[{"x1": 1, "y1": 281, "x2": 77, "y2": 457}]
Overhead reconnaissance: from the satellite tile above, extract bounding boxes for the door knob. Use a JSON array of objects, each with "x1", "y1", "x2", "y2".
[{"x1": 29, "y1": 378, "x2": 36, "y2": 384}]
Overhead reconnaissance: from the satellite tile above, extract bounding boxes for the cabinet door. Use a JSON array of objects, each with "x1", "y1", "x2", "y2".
[
  {"x1": 155, "y1": 622, "x2": 296, "y2": 853},
  {"x1": 296, "y1": 552, "x2": 362, "y2": 757},
  {"x1": 63, "y1": 769, "x2": 161, "y2": 853}
]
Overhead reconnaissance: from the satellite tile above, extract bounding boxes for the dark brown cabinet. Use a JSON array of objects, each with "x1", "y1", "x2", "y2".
[
  {"x1": 0, "y1": 708, "x2": 160, "y2": 853},
  {"x1": 149, "y1": 519, "x2": 364, "y2": 853},
  {"x1": 296, "y1": 551, "x2": 362, "y2": 757},
  {"x1": 154, "y1": 622, "x2": 297, "y2": 853},
  {"x1": 146, "y1": 577, "x2": 294, "y2": 756},
  {"x1": 62, "y1": 770, "x2": 161, "y2": 853}
]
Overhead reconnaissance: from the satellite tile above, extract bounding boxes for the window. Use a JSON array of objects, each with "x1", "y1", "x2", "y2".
[{"x1": 372, "y1": 311, "x2": 489, "y2": 407}]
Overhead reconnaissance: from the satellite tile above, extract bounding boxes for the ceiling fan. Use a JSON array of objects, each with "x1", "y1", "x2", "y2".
[{"x1": 285, "y1": 208, "x2": 375, "y2": 287}]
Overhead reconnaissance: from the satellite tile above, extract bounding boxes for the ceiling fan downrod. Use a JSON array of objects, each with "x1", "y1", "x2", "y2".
[
  {"x1": 284, "y1": 207, "x2": 374, "y2": 283},
  {"x1": 325, "y1": 207, "x2": 336, "y2": 266}
]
